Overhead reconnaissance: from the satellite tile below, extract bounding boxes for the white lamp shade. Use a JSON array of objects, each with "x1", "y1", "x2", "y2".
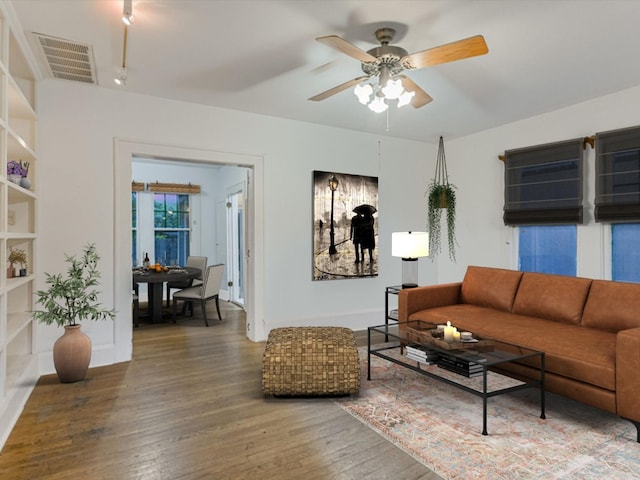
[
  {"x1": 368, "y1": 96, "x2": 389, "y2": 113},
  {"x1": 381, "y1": 78, "x2": 404, "y2": 99},
  {"x1": 354, "y1": 83, "x2": 373, "y2": 104},
  {"x1": 397, "y1": 90, "x2": 415, "y2": 108},
  {"x1": 392, "y1": 231, "x2": 429, "y2": 259}
]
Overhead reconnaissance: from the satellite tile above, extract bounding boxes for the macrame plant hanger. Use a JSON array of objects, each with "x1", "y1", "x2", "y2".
[
  {"x1": 434, "y1": 136, "x2": 449, "y2": 207},
  {"x1": 427, "y1": 135, "x2": 457, "y2": 261}
]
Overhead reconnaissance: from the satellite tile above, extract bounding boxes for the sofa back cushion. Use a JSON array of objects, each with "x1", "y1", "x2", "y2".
[
  {"x1": 582, "y1": 280, "x2": 640, "y2": 332},
  {"x1": 512, "y1": 272, "x2": 591, "y2": 324},
  {"x1": 460, "y1": 266, "x2": 523, "y2": 312}
]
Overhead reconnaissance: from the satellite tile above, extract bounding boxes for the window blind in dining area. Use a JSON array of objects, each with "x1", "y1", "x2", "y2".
[
  {"x1": 148, "y1": 182, "x2": 201, "y2": 194},
  {"x1": 595, "y1": 125, "x2": 640, "y2": 222},
  {"x1": 503, "y1": 138, "x2": 584, "y2": 225}
]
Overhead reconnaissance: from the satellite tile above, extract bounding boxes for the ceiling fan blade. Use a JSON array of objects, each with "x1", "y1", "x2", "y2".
[
  {"x1": 402, "y1": 35, "x2": 488, "y2": 70},
  {"x1": 316, "y1": 35, "x2": 378, "y2": 63},
  {"x1": 308, "y1": 76, "x2": 369, "y2": 102},
  {"x1": 400, "y1": 76, "x2": 433, "y2": 108}
]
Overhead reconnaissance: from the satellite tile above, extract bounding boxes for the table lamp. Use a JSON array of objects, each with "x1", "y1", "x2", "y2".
[{"x1": 392, "y1": 231, "x2": 429, "y2": 288}]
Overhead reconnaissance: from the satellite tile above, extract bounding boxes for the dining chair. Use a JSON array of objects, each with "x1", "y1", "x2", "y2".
[
  {"x1": 166, "y1": 255, "x2": 208, "y2": 308},
  {"x1": 132, "y1": 292, "x2": 140, "y2": 328},
  {"x1": 172, "y1": 264, "x2": 224, "y2": 327},
  {"x1": 132, "y1": 282, "x2": 140, "y2": 327}
]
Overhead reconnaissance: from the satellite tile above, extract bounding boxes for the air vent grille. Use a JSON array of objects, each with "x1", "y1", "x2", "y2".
[{"x1": 31, "y1": 32, "x2": 97, "y2": 84}]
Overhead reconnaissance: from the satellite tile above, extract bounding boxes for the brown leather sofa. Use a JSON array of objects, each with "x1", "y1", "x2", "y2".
[{"x1": 398, "y1": 265, "x2": 640, "y2": 441}]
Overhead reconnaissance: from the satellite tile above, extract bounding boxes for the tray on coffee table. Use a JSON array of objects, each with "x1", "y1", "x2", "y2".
[{"x1": 404, "y1": 320, "x2": 494, "y2": 351}]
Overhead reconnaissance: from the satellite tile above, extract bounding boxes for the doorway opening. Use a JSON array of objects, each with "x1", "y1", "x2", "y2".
[{"x1": 114, "y1": 140, "x2": 265, "y2": 363}]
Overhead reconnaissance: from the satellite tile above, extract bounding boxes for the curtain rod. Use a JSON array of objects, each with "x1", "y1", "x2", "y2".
[{"x1": 498, "y1": 135, "x2": 594, "y2": 161}]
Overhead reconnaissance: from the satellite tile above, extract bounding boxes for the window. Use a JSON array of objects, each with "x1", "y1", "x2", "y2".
[
  {"x1": 612, "y1": 223, "x2": 640, "y2": 283},
  {"x1": 132, "y1": 192, "x2": 191, "y2": 267},
  {"x1": 153, "y1": 193, "x2": 190, "y2": 266},
  {"x1": 504, "y1": 138, "x2": 584, "y2": 225},
  {"x1": 518, "y1": 225, "x2": 576, "y2": 276},
  {"x1": 595, "y1": 125, "x2": 640, "y2": 222}
]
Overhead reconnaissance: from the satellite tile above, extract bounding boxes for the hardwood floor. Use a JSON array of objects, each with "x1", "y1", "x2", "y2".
[{"x1": 0, "y1": 302, "x2": 441, "y2": 480}]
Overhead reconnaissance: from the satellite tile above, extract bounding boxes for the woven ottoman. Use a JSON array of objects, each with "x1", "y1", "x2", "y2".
[{"x1": 262, "y1": 327, "x2": 360, "y2": 396}]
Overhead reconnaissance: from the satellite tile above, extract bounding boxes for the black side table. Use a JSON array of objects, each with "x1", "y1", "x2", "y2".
[
  {"x1": 385, "y1": 285, "x2": 402, "y2": 325},
  {"x1": 384, "y1": 285, "x2": 403, "y2": 340}
]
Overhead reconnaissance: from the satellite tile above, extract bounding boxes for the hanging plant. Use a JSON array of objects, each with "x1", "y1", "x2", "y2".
[{"x1": 426, "y1": 136, "x2": 457, "y2": 261}]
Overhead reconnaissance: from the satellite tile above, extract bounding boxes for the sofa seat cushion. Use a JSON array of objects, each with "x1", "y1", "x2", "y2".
[{"x1": 407, "y1": 305, "x2": 615, "y2": 390}]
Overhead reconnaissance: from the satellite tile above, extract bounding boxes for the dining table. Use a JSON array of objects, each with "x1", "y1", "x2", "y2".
[{"x1": 132, "y1": 266, "x2": 201, "y2": 323}]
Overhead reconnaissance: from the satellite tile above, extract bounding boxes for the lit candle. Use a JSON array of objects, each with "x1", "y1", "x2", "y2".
[
  {"x1": 453, "y1": 329, "x2": 461, "y2": 342},
  {"x1": 444, "y1": 321, "x2": 454, "y2": 342}
]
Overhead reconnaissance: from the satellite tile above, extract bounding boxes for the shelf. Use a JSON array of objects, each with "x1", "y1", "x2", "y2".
[
  {"x1": 0, "y1": 7, "x2": 39, "y2": 452},
  {"x1": 4, "y1": 233, "x2": 36, "y2": 240},
  {"x1": 4, "y1": 274, "x2": 34, "y2": 292},
  {"x1": 5, "y1": 353, "x2": 37, "y2": 394},
  {"x1": 7, "y1": 75, "x2": 35, "y2": 120},
  {"x1": 7, "y1": 128, "x2": 35, "y2": 161},
  {"x1": 7, "y1": 181, "x2": 36, "y2": 201},
  {"x1": 6, "y1": 311, "x2": 31, "y2": 345}
]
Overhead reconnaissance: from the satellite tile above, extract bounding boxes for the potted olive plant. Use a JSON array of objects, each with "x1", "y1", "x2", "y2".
[
  {"x1": 427, "y1": 137, "x2": 457, "y2": 262},
  {"x1": 33, "y1": 243, "x2": 115, "y2": 383}
]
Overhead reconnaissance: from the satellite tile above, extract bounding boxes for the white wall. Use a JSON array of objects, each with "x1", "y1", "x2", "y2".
[{"x1": 35, "y1": 80, "x2": 434, "y2": 372}]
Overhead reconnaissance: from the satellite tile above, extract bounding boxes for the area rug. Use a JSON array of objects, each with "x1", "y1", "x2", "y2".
[{"x1": 334, "y1": 349, "x2": 640, "y2": 479}]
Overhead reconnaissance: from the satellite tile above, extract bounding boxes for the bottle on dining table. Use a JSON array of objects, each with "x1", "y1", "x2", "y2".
[{"x1": 143, "y1": 252, "x2": 150, "y2": 269}]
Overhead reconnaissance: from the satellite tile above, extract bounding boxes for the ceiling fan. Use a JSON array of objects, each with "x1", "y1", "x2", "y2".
[{"x1": 309, "y1": 27, "x2": 488, "y2": 112}]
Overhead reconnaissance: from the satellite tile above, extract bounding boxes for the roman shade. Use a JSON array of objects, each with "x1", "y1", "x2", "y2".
[
  {"x1": 595, "y1": 125, "x2": 640, "y2": 222},
  {"x1": 148, "y1": 182, "x2": 201, "y2": 194},
  {"x1": 503, "y1": 138, "x2": 584, "y2": 225}
]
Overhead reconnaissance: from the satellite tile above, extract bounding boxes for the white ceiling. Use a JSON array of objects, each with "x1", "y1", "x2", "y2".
[{"x1": 10, "y1": 0, "x2": 640, "y2": 143}]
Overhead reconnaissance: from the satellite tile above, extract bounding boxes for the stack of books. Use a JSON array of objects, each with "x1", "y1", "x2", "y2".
[
  {"x1": 405, "y1": 345, "x2": 439, "y2": 365},
  {"x1": 437, "y1": 351, "x2": 486, "y2": 377}
]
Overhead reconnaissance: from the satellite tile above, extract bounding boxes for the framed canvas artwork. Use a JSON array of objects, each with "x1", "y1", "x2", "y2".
[{"x1": 312, "y1": 170, "x2": 378, "y2": 281}]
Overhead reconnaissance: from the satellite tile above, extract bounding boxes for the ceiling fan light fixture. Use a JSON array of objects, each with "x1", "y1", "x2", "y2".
[
  {"x1": 381, "y1": 78, "x2": 404, "y2": 100},
  {"x1": 397, "y1": 90, "x2": 415, "y2": 108},
  {"x1": 311, "y1": 26, "x2": 488, "y2": 113},
  {"x1": 354, "y1": 83, "x2": 373, "y2": 105},
  {"x1": 368, "y1": 96, "x2": 388, "y2": 113}
]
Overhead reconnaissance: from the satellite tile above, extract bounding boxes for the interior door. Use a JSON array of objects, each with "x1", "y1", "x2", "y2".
[{"x1": 226, "y1": 184, "x2": 246, "y2": 306}]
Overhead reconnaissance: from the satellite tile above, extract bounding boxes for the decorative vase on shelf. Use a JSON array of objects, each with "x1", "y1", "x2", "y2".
[
  {"x1": 7, "y1": 265, "x2": 15, "y2": 278},
  {"x1": 20, "y1": 176, "x2": 31, "y2": 189},
  {"x1": 8, "y1": 174, "x2": 21, "y2": 184}
]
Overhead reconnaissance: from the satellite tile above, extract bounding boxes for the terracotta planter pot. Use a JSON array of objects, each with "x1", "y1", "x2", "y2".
[{"x1": 53, "y1": 324, "x2": 92, "y2": 383}]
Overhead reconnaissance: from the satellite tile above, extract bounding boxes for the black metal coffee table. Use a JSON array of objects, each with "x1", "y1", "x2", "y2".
[{"x1": 368, "y1": 320, "x2": 546, "y2": 435}]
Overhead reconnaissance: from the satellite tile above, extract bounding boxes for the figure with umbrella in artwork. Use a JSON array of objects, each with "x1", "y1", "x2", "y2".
[{"x1": 350, "y1": 204, "x2": 376, "y2": 264}]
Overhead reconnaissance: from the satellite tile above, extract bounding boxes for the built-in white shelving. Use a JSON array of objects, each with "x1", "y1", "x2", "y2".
[{"x1": 0, "y1": 2, "x2": 39, "y2": 450}]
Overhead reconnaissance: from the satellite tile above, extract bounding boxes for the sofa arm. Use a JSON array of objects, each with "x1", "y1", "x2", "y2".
[
  {"x1": 616, "y1": 327, "x2": 640, "y2": 422},
  {"x1": 398, "y1": 282, "x2": 462, "y2": 322}
]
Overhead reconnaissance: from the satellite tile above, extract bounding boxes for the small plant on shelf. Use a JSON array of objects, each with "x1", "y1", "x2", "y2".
[
  {"x1": 7, "y1": 248, "x2": 27, "y2": 277},
  {"x1": 7, "y1": 160, "x2": 28, "y2": 177}
]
